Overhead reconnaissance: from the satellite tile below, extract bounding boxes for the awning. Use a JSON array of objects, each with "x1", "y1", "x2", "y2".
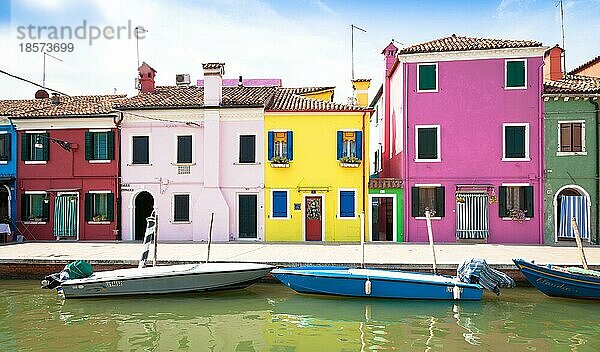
[{"x1": 45, "y1": 188, "x2": 81, "y2": 192}]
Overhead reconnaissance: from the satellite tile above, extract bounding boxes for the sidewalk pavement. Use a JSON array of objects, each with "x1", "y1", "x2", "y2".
[{"x1": 1, "y1": 241, "x2": 599, "y2": 270}]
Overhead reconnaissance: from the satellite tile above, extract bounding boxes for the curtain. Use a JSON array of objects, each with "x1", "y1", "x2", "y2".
[{"x1": 558, "y1": 196, "x2": 589, "y2": 239}]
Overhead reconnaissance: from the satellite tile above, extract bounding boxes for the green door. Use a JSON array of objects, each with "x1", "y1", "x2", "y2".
[
  {"x1": 54, "y1": 194, "x2": 78, "y2": 239},
  {"x1": 239, "y1": 194, "x2": 257, "y2": 239}
]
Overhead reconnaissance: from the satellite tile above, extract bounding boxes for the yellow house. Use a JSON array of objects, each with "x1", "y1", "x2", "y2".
[{"x1": 264, "y1": 83, "x2": 371, "y2": 242}]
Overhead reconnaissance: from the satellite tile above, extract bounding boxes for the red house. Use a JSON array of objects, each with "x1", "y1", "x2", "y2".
[{"x1": 8, "y1": 94, "x2": 123, "y2": 240}]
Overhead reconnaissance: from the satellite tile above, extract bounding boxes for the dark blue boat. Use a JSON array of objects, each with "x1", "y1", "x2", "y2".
[{"x1": 513, "y1": 259, "x2": 600, "y2": 300}]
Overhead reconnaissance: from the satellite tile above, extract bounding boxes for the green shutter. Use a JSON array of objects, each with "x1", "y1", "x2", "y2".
[
  {"x1": 42, "y1": 133, "x2": 50, "y2": 161},
  {"x1": 411, "y1": 187, "x2": 419, "y2": 217},
  {"x1": 505, "y1": 126, "x2": 525, "y2": 158},
  {"x1": 524, "y1": 186, "x2": 534, "y2": 218},
  {"x1": 107, "y1": 193, "x2": 115, "y2": 221},
  {"x1": 42, "y1": 196, "x2": 50, "y2": 221},
  {"x1": 85, "y1": 132, "x2": 93, "y2": 160},
  {"x1": 435, "y1": 186, "x2": 445, "y2": 217},
  {"x1": 499, "y1": 186, "x2": 507, "y2": 217},
  {"x1": 107, "y1": 131, "x2": 115, "y2": 160},
  {"x1": 21, "y1": 134, "x2": 30, "y2": 161},
  {"x1": 418, "y1": 128, "x2": 437, "y2": 159},
  {"x1": 84, "y1": 193, "x2": 92, "y2": 221},
  {"x1": 418, "y1": 64, "x2": 437, "y2": 91},
  {"x1": 506, "y1": 60, "x2": 525, "y2": 88},
  {"x1": 21, "y1": 194, "x2": 29, "y2": 221}
]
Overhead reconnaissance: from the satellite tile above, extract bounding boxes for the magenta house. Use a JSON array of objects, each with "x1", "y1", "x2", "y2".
[{"x1": 382, "y1": 35, "x2": 547, "y2": 243}]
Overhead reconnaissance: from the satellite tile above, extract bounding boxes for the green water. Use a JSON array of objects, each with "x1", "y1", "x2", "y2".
[{"x1": 1, "y1": 281, "x2": 599, "y2": 351}]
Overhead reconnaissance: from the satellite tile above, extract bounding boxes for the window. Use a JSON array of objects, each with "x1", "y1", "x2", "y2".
[
  {"x1": 177, "y1": 135, "x2": 192, "y2": 164},
  {"x1": 417, "y1": 63, "x2": 437, "y2": 92},
  {"x1": 21, "y1": 192, "x2": 49, "y2": 222},
  {"x1": 411, "y1": 186, "x2": 445, "y2": 218},
  {"x1": 85, "y1": 131, "x2": 114, "y2": 161},
  {"x1": 339, "y1": 190, "x2": 356, "y2": 218},
  {"x1": 21, "y1": 132, "x2": 49, "y2": 161},
  {"x1": 272, "y1": 190, "x2": 288, "y2": 218},
  {"x1": 499, "y1": 186, "x2": 534, "y2": 218},
  {"x1": 503, "y1": 124, "x2": 529, "y2": 160},
  {"x1": 506, "y1": 59, "x2": 526, "y2": 89},
  {"x1": 85, "y1": 192, "x2": 114, "y2": 222},
  {"x1": 132, "y1": 136, "x2": 150, "y2": 164},
  {"x1": 0, "y1": 133, "x2": 10, "y2": 161},
  {"x1": 239, "y1": 135, "x2": 256, "y2": 163},
  {"x1": 558, "y1": 122, "x2": 585, "y2": 154},
  {"x1": 267, "y1": 131, "x2": 293, "y2": 161},
  {"x1": 415, "y1": 126, "x2": 440, "y2": 161},
  {"x1": 337, "y1": 131, "x2": 363, "y2": 160},
  {"x1": 173, "y1": 194, "x2": 190, "y2": 222}
]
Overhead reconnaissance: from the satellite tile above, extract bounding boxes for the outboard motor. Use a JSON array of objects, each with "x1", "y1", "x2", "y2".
[
  {"x1": 457, "y1": 257, "x2": 515, "y2": 295},
  {"x1": 41, "y1": 260, "x2": 93, "y2": 289}
]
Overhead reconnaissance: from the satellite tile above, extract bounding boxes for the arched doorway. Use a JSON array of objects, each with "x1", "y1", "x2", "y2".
[
  {"x1": 554, "y1": 185, "x2": 590, "y2": 241},
  {"x1": 134, "y1": 191, "x2": 154, "y2": 240}
]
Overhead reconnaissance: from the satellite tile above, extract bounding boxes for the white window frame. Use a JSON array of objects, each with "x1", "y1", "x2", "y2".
[
  {"x1": 416, "y1": 63, "x2": 439, "y2": 93},
  {"x1": 270, "y1": 189, "x2": 290, "y2": 220},
  {"x1": 237, "y1": 133, "x2": 258, "y2": 165},
  {"x1": 504, "y1": 59, "x2": 527, "y2": 90},
  {"x1": 87, "y1": 190, "x2": 111, "y2": 224},
  {"x1": 174, "y1": 134, "x2": 195, "y2": 166},
  {"x1": 24, "y1": 130, "x2": 47, "y2": 165},
  {"x1": 172, "y1": 193, "x2": 191, "y2": 224},
  {"x1": 500, "y1": 183, "x2": 532, "y2": 221},
  {"x1": 413, "y1": 184, "x2": 442, "y2": 220},
  {"x1": 130, "y1": 134, "x2": 152, "y2": 166},
  {"x1": 23, "y1": 191, "x2": 48, "y2": 224},
  {"x1": 502, "y1": 123, "x2": 530, "y2": 161},
  {"x1": 0, "y1": 131, "x2": 8, "y2": 165},
  {"x1": 557, "y1": 120, "x2": 587, "y2": 156},
  {"x1": 88, "y1": 129, "x2": 112, "y2": 163},
  {"x1": 415, "y1": 125, "x2": 441, "y2": 162},
  {"x1": 338, "y1": 188, "x2": 358, "y2": 219}
]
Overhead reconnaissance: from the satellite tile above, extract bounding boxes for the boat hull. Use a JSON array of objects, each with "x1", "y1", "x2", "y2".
[
  {"x1": 513, "y1": 259, "x2": 600, "y2": 300},
  {"x1": 272, "y1": 267, "x2": 483, "y2": 301},
  {"x1": 59, "y1": 263, "x2": 273, "y2": 298}
]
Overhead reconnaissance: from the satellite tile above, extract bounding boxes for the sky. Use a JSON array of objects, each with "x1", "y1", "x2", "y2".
[{"x1": 0, "y1": 0, "x2": 599, "y2": 103}]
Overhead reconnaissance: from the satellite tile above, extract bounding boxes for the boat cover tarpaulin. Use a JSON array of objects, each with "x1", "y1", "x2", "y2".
[{"x1": 457, "y1": 258, "x2": 515, "y2": 295}]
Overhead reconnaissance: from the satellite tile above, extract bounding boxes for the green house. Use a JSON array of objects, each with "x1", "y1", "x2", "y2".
[{"x1": 543, "y1": 74, "x2": 600, "y2": 244}]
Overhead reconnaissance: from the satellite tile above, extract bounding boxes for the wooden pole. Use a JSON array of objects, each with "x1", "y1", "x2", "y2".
[
  {"x1": 152, "y1": 212, "x2": 158, "y2": 267},
  {"x1": 426, "y1": 210, "x2": 438, "y2": 275},
  {"x1": 571, "y1": 217, "x2": 589, "y2": 270},
  {"x1": 360, "y1": 211, "x2": 365, "y2": 268},
  {"x1": 206, "y1": 212, "x2": 214, "y2": 263}
]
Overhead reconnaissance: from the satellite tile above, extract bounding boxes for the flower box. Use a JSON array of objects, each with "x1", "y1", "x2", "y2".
[
  {"x1": 271, "y1": 163, "x2": 290, "y2": 168},
  {"x1": 340, "y1": 162, "x2": 360, "y2": 168}
]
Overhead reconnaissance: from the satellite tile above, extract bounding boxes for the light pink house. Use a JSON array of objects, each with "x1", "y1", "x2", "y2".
[
  {"x1": 381, "y1": 35, "x2": 547, "y2": 243},
  {"x1": 117, "y1": 63, "x2": 275, "y2": 241}
]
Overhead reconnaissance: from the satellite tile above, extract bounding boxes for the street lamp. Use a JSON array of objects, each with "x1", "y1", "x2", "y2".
[{"x1": 34, "y1": 135, "x2": 71, "y2": 151}]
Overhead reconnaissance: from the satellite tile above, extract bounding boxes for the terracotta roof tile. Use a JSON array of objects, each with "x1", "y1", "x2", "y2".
[
  {"x1": 398, "y1": 34, "x2": 542, "y2": 55},
  {"x1": 0, "y1": 94, "x2": 124, "y2": 118},
  {"x1": 267, "y1": 88, "x2": 367, "y2": 112},
  {"x1": 279, "y1": 87, "x2": 335, "y2": 95},
  {"x1": 568, "y1": 55, "x2": 600, "y2": 75},
  {"x1": 544, "y1": 74, "x2": 600, "y2": 94}
]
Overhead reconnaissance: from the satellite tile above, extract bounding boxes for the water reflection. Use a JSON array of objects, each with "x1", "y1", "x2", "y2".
[{"x1": 1, "y1": 281, "x2": 600, "y2": 352}]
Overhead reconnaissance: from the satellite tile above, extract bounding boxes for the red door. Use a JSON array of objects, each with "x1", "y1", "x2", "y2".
[{"x1": 305, "y1": 196, "x2": 322, "y2": 241}]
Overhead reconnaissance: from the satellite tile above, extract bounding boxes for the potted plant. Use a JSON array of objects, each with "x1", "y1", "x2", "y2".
[
  {"x1": 339, "y1": 156, "x2": 361, "y2": 168},
  {"x1": 28, "y1": 215, "x2": 43, "y2": 222},
  {"x1": 508, "y1": 208, "x2": 526, "y2": 223},
  {"x1": 271, "y1": 156, "x2": 290, "y2": 168},
  {"x1": 92, "y1": 214, "x2": 108, "y2": 222},
  {"x1": 456, "y1": 196, "x2": 466, "y2": 204}
]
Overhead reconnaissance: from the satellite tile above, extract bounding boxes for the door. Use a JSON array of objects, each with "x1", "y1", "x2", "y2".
[
  {"x1": 54, "y1": 194, "x2": 78, "y2": 239},
  {"x1": 0, "y1": 186, "x2": 9, "y2": 219},
  {"x1": 305, "y1": 196, "x2": 322, "y2": 241},
  {"x1": 371, "y1": 196, "x2": 394, "y2": 241},
  {"x1": 238, "y1": 194, "x2": 257, "y2": 239},
  {"x1": 456, "y1": 192, "x2": 489, "y2": 240},
  {"x1": 135, "y1": 191, "x2": 154, "y2": 240}
]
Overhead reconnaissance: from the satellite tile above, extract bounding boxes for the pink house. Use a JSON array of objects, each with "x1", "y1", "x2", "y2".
[{"x1": 381, "y1": 35, "x2": 547, "y2": 243}]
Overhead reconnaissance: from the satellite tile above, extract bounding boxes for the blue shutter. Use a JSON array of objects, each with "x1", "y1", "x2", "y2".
[
  {"x1": 337, "y1": 131, "x2": 343, "y2": 160},
  {"x1": 272, "y1": 191, "x2": 287, "y2": 218},
  {"x1": 286, "y1": 131, "x2": 293, "y2": 160},
  {"x1": 268, "y1": 132, "x2": 274, "y2": 160},
  {"x1": 355, "y1": 131, "x2": 362, "y2": 160},
  {"x1": 340, "y1": 191, "x2": 355, "y2": 217}
]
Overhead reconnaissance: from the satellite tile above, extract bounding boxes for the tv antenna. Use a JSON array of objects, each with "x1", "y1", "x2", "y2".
[
  {"x1": 135, "y1": 26, "x2": 148, "y2": 69},
  {"x1": 351, "y1": 24, "x2": 367, "y2": 80},
  {"x1": 556, "y1": 0, "x2": 566, "y2": 72},
  {"x1": 42, "y1": 52, "x2": 62, "y2": 87}
]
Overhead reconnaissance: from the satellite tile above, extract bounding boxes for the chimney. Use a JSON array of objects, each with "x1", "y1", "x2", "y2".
[
  {"x1": 544, "y1": 45, "x2": 564, "y2": 81},
  {"x1": 202, "y1": 63, "x2": 225, "y2": 106},
  {"x1": 138, "y1": 62, "x2": 157, "y2": 93},
  {"x1": 381, "y1": 41, "x2": 398, "y2": 76},
  {"x1": 50, "y1": 93, "x2": 60, "y2": 105},
  {"x1": 238, "y1": 75, "x2": 243, "y2": 87},
  {"x1": 352, "y1": 79, "x2": 371, "y2": 107}
]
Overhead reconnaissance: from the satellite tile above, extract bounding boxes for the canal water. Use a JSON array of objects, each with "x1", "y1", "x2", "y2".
[{"x1": 1, "y1": 281, "x2": 599, "y2": 351}]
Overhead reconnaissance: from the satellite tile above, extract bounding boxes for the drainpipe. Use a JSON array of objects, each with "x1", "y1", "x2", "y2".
[
  {"x1": 596, "y1": 97, "x2": 600, "y2": 245},
  {"x1": 8, "y1": 118, "x2": 17, "y2": 232},
  {"x1": 403, "y1": 61, "x2": 409, "y2": 242},
  {"x1": 115, "y1": 112, "x2": 123, "y2": 241},
  {"x1": 362, "y1": 111, "x2": 367, "y2": 243},
  {"x1": 537, "y1": 62, "x2": 545, "y2": 245}
]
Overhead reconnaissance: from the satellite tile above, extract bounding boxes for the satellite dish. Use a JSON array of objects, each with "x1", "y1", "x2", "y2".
[{"x1": 35, "y1": 89, "x2": 49, "y2": 99}]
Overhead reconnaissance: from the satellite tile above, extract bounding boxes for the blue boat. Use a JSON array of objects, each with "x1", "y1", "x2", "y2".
[
  {"x1": 513, "y1": 259, "x2": 600, "y2": 300},
  {"x1": 272, "y1": 266, "x2": 484, "y2": 301}
]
